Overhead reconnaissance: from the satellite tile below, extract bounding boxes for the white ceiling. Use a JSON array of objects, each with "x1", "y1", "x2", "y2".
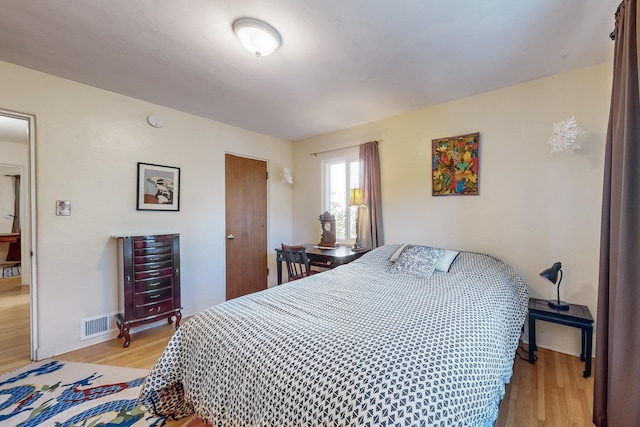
[{"x1": 0, "y1": 0, "x2": 619, "y2": 141}]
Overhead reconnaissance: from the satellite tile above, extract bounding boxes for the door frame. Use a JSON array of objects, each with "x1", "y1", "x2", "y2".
[{"x1": 0, "y1": 108, "x2": 38, "y2": 361}]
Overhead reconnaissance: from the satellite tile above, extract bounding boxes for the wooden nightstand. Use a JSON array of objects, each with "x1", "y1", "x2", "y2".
[{"x1": 528, "y1": 297, "x2": 594, "y2": 377}]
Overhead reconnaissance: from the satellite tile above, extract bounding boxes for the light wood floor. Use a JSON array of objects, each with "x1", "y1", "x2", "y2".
[
  {"x1": 497, "y1": 346, "x2": 594, "y2": 426},
  {"x1": 0, "y1": 276, "x2": 30, "y2": 374},
  {"x1": 1, "y1": 285, "x2": 594, "y2": 426}
]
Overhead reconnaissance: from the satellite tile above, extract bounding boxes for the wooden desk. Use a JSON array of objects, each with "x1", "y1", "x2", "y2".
[
  {"x1": 528, "y1": 297, "x2": 594, "y2": 378},
  {"x1": 276, "y1": 244, "x2": 370, "y2": 285},
  {"x1": 0, "y1": 233, "x2": 21, "y2": 262},
  {"x1": 0, "y1": 233, "x2": 19, "y2": 243}
]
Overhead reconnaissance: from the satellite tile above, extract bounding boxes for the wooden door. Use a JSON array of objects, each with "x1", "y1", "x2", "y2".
[{"x1": 225, "y1": 154, "x2": 267, "y2": 300}]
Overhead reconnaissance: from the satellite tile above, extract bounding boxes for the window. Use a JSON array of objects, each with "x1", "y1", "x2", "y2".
[{"x1": 323, "y1": 149, "x2": 360, "y2": 242}]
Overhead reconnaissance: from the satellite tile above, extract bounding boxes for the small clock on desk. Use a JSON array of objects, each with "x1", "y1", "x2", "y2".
[{"x1": 318, "y1": 211, "x2": 339, "y2": 248}]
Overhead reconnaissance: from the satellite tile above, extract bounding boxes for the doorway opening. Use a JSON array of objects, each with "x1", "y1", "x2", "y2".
[{"x1": 0, "y1": 110, "x2": 37, "y2": 371}]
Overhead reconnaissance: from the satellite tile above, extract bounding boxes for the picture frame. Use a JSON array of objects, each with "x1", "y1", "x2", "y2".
[
  {"x1": 136, "y1": 162, "x2": 181, "y2": 211},
  {"x1": 432, "y1": 132, "x2": 479, "y2": 196}
]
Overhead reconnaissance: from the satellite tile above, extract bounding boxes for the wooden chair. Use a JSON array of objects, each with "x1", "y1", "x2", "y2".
[{"x1": 281, "y1": 244, "x2": 320, "y2": 282}]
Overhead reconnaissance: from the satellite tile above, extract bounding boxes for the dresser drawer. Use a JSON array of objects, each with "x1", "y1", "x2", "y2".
[
  {"x1": 135, "y1": 267, "x2": 173, "y2": 281},
  {"x1": 134, "y1": 252, "x2": 172, "y2": 264},
  {"x1": 135, "y1": 276, "x2": 173, "y2": 293},
  {"x1": 134, "y1": 287, "x2": 173, "y2": 306},
  {"x1": 134, "y1": 299, "x2": 174, "y2": 319},
  {"x1": 309, "y1": 255, "x2": 337, "y2": 268},
  {"x1": 134, "y1": 246, "x2": 172, "y2": 257},
  {"x1": 135, "y1": 260, "x2": 172, "y2": 272},
  {"x1": 133, "y1": 236, "x2": 174, "y2": 249}
]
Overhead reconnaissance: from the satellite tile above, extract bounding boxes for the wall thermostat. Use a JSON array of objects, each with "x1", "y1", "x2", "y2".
[{"x1": 147, "y1": 114, "x2": 164, "y2": 128}]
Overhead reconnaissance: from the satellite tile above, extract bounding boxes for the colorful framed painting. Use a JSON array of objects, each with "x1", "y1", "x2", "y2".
[
  {"x1": 432, "y1": 132, "x2": 479, "y2": 196},
  {"x1": 136, "y1": 162, "x2": 181, "y2": 211}
]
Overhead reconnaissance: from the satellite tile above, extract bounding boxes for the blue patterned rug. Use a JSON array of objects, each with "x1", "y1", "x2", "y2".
[{"x1": 0, "y1": 360, "x2": 167, "y2": 426}]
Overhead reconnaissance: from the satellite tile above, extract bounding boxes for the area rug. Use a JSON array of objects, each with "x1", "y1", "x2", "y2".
[
  {"x1": 1, "y1": 264, "x2": 21, "y2": 278},
  {"x1": 0, "y1": 360, "x2": 168, "y2": 426}
]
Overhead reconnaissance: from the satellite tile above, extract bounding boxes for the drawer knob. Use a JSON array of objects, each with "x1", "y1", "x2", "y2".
[
  {"x1": 150, "y1": 293, "x2": 160, "y2": 299},
  {"x1": 149, "y1": 282, "x2": 161, "y2": 287},
  {"x1": 149, "y1": 272, "x2": 160, "y2": 276}
]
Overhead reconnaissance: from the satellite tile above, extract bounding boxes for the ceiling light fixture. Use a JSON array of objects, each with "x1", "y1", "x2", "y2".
[{"x1": 232, "y1": 18, "x2": 282, "y2": 57}]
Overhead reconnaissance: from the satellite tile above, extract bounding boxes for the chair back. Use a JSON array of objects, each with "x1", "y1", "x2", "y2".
[{"x1": 281, "y1": 244, "x2": 313, "y2": 281}]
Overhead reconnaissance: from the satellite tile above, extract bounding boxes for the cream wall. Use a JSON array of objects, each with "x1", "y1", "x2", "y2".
[
  {"x1": 292, "y1": 60, "x2": 612, "y2": 357},
  {"x1": 0, "y1": 60, "x2": 293, "y2": 358}
]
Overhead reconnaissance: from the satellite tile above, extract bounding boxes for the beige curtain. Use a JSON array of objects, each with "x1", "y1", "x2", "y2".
[
  {"x1": 359, "y1": 141, "x2": 384, "y2": 248},
  {"x1": 594, "y1": 1, "x2": 640, "y2": 425}
]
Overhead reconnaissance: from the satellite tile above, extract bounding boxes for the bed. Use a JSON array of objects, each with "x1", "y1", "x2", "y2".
[{"x1": 140, "y1": 244, "x2": 528, "y2": 426}]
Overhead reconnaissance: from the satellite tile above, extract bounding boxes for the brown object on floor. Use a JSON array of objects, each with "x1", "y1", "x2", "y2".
[{"x1": 184, "y1": 417, "x2": 213, "y2": 427}]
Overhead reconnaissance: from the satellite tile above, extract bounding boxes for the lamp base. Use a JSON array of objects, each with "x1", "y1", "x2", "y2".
[{"x1": 548, "y1": 300, "x2": 570, "y2": 310}]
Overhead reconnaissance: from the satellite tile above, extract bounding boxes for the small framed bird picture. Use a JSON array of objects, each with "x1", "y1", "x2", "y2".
[{"x1": 137, "y1": 162, "x2": 181, "y2": 211}]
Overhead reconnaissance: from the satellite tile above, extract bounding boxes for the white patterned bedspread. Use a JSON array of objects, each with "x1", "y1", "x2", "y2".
[{"x1": 140, "y1": 245, "x2": 528, "y2": 426}]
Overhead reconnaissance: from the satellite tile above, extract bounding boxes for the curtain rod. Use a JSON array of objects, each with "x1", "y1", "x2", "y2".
[{"x1": 310, "y1": 140, "x2": 382, "y2": 157}]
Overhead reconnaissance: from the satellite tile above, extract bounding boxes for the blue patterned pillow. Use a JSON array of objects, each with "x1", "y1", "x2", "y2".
[{"x1": 388, "y1": 245, "x2": 446, "y2": 278}]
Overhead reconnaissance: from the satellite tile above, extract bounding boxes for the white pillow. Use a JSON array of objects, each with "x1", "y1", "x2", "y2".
[
  {"x1": 389, "y1": 244, "x2": 460, "y2": 272},
  {"x1": 435, "y1": 250, "x2": 460, "y2": 272},
  {"x1": 389, "y1": 245, "x2": 445, "y2": 278},
  {"x1": 388, "y1": 243, "x2": 409, "y2": 262}
]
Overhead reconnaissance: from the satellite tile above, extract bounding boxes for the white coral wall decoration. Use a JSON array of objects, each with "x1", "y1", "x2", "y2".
[
  {"x1": 547, "y1": 116, "x2": 583, "y2": 153},
  {"x1": 281, "y1": 167, "x2": 293, "y2": 185}
]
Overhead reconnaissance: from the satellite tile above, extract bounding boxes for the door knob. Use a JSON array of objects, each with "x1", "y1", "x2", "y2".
[{"x1": 227, "y1": 234, "x2": 235, "y2": 240}]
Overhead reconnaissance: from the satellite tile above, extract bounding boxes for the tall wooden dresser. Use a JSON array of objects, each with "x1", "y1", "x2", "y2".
[{"x1": 113, "y1": 233, "x2": 182, "y2": 347}]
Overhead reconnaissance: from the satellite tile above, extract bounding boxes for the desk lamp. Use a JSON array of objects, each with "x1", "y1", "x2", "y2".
[
  {"x1": 540, "y1": 262, "x2": 570, "y2": 310},
  {"x1": 349, "y1": 188, "x2": 366, "y2": 250}
]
